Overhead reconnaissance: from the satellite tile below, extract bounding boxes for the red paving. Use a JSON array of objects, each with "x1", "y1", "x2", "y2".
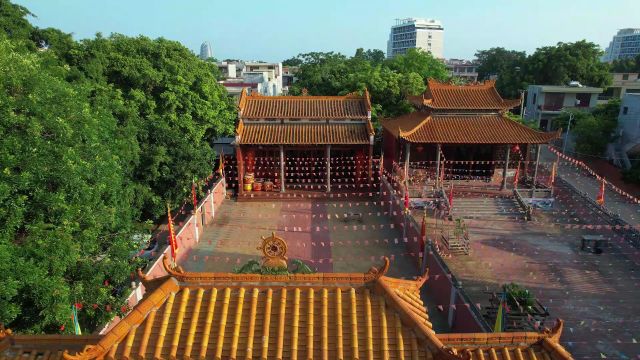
[
  {"x1": 179, "y1": 183, "x2": 640, "y2": 359},
  {"x1": 182, "y1": 199, "x2": 420, "y2": 278},
  {"x1": 444, "y1": 182, "x2": 640, "y2": 359}
]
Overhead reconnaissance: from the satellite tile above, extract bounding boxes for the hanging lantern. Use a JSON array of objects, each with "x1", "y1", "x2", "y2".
[{"x1": 511, "y1": 145, "x2": 520, "y2": 153}]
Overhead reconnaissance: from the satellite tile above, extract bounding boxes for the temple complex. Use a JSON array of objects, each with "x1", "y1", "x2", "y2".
[
  {"x1": 235, "y1": 89, "x2": 375, "y2": 196},
  {"x1": 381, "y1": 80, "x2": 561, "y2": 189},
  {"x1": 1, "y1": 254, "x2": 572, "y2": 360}
]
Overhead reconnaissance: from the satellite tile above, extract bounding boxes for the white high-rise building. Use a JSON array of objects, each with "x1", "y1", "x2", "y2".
[
  {"x1": 200, "y1": 41, "x2": 213, "y2": 60},
  {"x1": 602, "y1": 28, "x2": 640, "y2": 63},
  {"x1": 387, "y1": 18, "x2": 444, "y2": 59}
]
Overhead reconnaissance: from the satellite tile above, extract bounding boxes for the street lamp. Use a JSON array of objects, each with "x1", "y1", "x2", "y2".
[{"x1": 560, "y1": 110, "x2": 575, "y2": 155}]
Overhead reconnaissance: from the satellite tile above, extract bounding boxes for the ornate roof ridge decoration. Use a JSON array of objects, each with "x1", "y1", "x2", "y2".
[
  {"x1": 382, "y1": 111, "x2": 561, "y2": 145},
  {"x1": 237, "y1": 87, "x2": 372, "y2": 120},
  {"x1": 417, "y1": 78, "x2": 521, "y2": 111},
  {"x1": 161, "y1": 254, "x2": 391, "y2": 284}
]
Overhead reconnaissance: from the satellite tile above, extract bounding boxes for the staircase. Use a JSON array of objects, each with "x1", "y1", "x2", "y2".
[{"x1": 450, "y1": 195, "x2": 525, "y2": 221}]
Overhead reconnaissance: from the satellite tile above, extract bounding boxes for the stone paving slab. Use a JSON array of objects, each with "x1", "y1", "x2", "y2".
[
  {"x1": 182, "y1": 199, "x2": 419, "y2": 279},
  {"x1": 444, "y1": 181, "x2": 640, "y2": 359}
]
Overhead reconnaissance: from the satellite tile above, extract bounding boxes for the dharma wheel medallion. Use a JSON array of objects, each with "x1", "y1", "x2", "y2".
[{"x1": 257, "y1": 232, "x2": 288, "y2": 270}]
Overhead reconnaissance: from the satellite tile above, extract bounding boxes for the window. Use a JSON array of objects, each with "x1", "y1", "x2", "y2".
[
  {"x1": 532, "y1": 93, "x2": 537, "y2": 106},
  {"x1": 575, "y1": 93, "x2": 591, "y2": 107},
  {"x1": 623, "y1": 74, "x2": 630, "y2": 80},
  {"x1": 623, "y1": 106, "x2": 629, "y2": 115}
]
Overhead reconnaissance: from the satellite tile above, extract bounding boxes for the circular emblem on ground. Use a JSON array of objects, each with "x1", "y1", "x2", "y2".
[{"x1": 257, "y1": 232, "x2": 288, "y2": 270}]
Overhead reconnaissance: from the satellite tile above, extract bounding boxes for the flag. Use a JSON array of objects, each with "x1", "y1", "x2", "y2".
[
  {"x1": 420, "y1": 212, "x2": 427, "y2": 250},
  {"x1": 217, "y1": 151, "x2": 225, "y2": 176},
  {"x1": 167, "y1": 203, "x2": 178, "y2": 264},
  {"x1": 448, "y1": 183, "x2": 454, "y2": 208},
  {"x1": 404, "y1": 184, "x2": 410, "y2": 213},
  {"x1": 493, "y1": 290, "x2": 506, "y2": 332},
  {"x1": 513, "y1": 161, "x2": 520, "y2": 188},
  {"x1": 192, "y1": 180, "x2": 198, "y2": 212},
  {"x1": 549, "y1": 162, "x2": 557, "y2": 186},
  {"x1": 72, "y1": 305, "x2": 82, "y2": 335},
  {"x1": 596, "y1": 179, "x2": 605, "y2": 206}
]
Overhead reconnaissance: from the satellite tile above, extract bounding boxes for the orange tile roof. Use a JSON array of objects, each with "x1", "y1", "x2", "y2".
[
  {"x1": 381, "y1": 112, "x2": 561, "y2": 144},
  {"x1": 238, "y1": 89, "x2": 372, "y2": 119},
  {"x1": 409, "y1": 79, "x2": 521, "y2": 111},
  {"x1": 237, "y1": 121, "x2": 373, "y2": 145},
  {"x1": 32, "y1": 255, "x2": 573, "y2": 360},
  {"x1": 0, "y1": 332, "x2": 101, "y2": 360}
]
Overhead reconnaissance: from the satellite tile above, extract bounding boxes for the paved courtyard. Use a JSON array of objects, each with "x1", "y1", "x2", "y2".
[
  {"x1": 182, "y1": 199, "x2": 420, "y2": 278},
  {"x1": 443, "y1": 181, "x2": 640, "y2": 359}
]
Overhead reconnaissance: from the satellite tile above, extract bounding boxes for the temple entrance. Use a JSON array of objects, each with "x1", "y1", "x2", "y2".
[
  {"x1": 442, "y1": 145, "x2": 495, "y2": 181},
  {"x1": 285, "y1": 148, "x2": 326, "y2": 191}
]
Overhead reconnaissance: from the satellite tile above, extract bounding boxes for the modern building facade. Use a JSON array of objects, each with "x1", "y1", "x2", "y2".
[
  {"x1": 445, "y1": 59, "x2": 478, "y2": 83},
  {"x1": 199, "y1": 41, "x2": 213, "y2": 60},
  {"x1": 611, "y1": 93, "x2": 640, "y2": 168},
  {"x1": 602, "y1": 28, "x2": 640, "y2": 62},
  {"x1": 525, "y1": 84, "x2": 603, "y2": 131},
  {"x1": 387, "y1": 18, "x2": 444, "y2": 59},
  {"x1": 216, "y1": 61, "x2": 284, "y2": 99}
]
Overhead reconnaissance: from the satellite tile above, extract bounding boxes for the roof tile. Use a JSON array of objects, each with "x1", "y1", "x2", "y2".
[
  {"x1": 382, "y1": 112, "x2": 560, "y2": 144},
  {"x1": 238, "y1": 121, "x2": 372, "y2": 145},
  {"x1": 412, "y1": 79, "x2": 521, "y2": 110}
]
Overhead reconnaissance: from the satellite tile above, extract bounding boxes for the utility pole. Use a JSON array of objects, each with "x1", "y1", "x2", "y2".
[{"x1": 562, "y1": 112, "x2": 574, "y2": 155}]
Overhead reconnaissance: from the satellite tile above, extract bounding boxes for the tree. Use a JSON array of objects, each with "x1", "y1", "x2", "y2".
[
  {"x1": 475, "y1": 47, "x2": 527, "y2": 98},
  {"x1": 354, "y1": 48, "x2": 386, "y2": 65},
  {"x1": 282, "y1": 56, "x2": 303, "y2": 66},
  {"x1": 68, "y1": 34, "x2": 237, "y2": 219},
  {"x1": 610, "y1": 54, "x2": 640, "y2": 73},
  {"x1": 525, "y1": 41, "x2": 612, "y2": 88},
  {"x1": 0, "y1": 36, "x2": 140, "y2": 333},
  {"x1": 385, "y1": 48, "x2": 449, "y2": 82},
  {"x1": 0, "y1": 0, "x2": 33, "y2": 43},
  {"x1": 552, "y1": 99, "x2": 620, "y2": 156}
]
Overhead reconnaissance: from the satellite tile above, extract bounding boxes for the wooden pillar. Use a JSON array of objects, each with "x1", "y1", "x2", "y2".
[
  {"x1": 236, "y1": 146, "x2": 244, "y2": 194},
  {"x1": 533, "y1": 144, "x2": 541, "y2": 187},
  {"x1": 501, "y1": 145, "x2": 511, "y2": 190},
  {"x1": 435, "y1": 144, "x2": 441, "y2": 186},
  {"x1": 404, "y1": 142, "x2": 411, "y2": 183},
  {"x1": 326, "y1": 144, "x2": 331, "y2": 192},
  {"x1": 280, "y1": 145, "x2": 285, "y2": 193}
]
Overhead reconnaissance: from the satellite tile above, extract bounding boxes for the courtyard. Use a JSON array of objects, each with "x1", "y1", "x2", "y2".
[
  {"x1": 182, "y1": 199, "x2": 420, "y2": 278},
  {"x1": 443, "y1": 181, "x2": 640, "y2": 359}
]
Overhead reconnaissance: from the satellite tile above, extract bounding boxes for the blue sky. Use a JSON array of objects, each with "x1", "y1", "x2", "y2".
[{"x1": 14, "y1": 0, "x2": 640, "y2": 62}]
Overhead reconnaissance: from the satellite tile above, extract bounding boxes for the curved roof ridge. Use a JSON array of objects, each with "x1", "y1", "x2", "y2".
[{"x1": 161, "y1": 254, "x2": 390, "y2": 284}]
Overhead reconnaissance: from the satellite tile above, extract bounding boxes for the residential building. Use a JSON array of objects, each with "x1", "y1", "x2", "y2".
[
  {"x1": 599, "y1": 73, "x2": 640, "y2": 101},
  {"x1": 235, "y1": 89, "x2": 375, "y2": 195},
  {"x1": 610, "y1": 93, "x2": 640, "y2": 168},
  {"x1": 382, "y1": 80, "x2": 559, "y2": 189},
  {"x1": 445, "y1": 59, "x2": 478, "y2": 83},
  {"x1": 387, "y1": 18, "x2": 444, "y2": 59},
  {"x1": 525, "y1": 84, "x2": 603, "y2": 131},
  {"x1": 216, "y1": 61, "x2": 284, "y2": 99},
  {"x1": 199, "y1": 41, "x2": 212, "y2": 60},
  {"x1": 602, "y1": 28, "x2": 640, "y2": 62},
  {"x1": 282, "y1": 65, "x2": 299, "y2": 94}
]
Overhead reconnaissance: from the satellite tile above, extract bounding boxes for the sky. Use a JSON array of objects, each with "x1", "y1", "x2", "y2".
[{"x1": 13, "y1": 0, "x2": 640, "y2": 62}]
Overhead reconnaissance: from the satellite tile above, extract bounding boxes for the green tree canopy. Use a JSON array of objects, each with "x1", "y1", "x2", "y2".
[
  {"x1": 288, "y1": 48, "x2": 448, "y2": 120},
  {"x1": 0, "y1": 0, "x2": 237, "y2": 333},
  {"x1": 476, "y1": 41, "x2": 612, "y2": 99},
  {"x1": 0, "y1": 36, "x2": 140, "y2": 333},
  {"x1": 67, "y1": 34, "x2": 236, "y2": 219}
]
